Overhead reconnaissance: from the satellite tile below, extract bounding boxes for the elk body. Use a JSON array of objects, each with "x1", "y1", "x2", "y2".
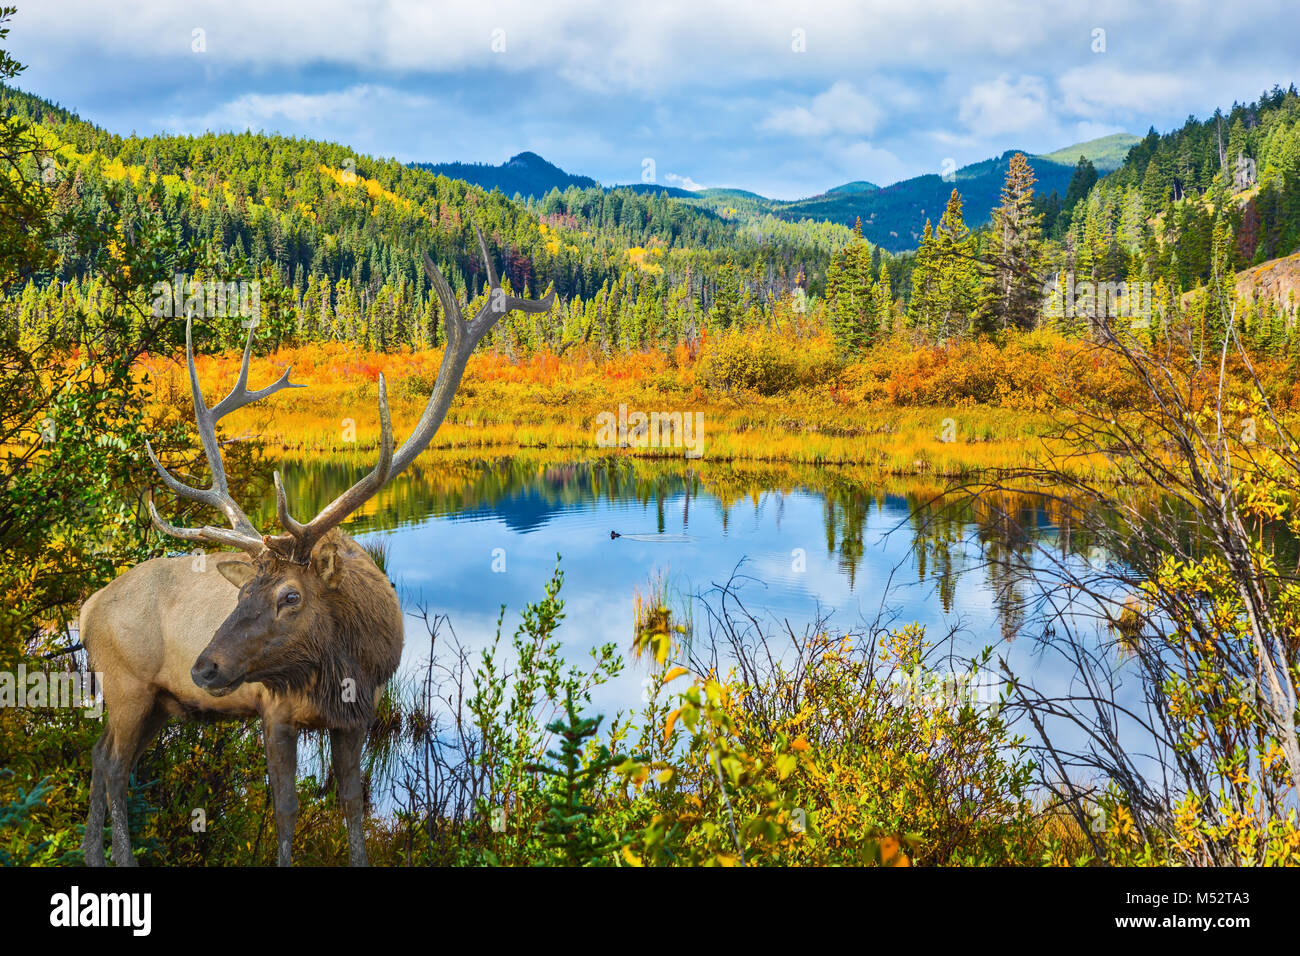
[{"x1": 80, "y1": 229, "x2": 553, "y2": 866}]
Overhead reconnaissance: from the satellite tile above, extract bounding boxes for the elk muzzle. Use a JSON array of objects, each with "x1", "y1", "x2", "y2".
[{"x1": 191, "y1": 648, "x2": 242, "y2": 695}]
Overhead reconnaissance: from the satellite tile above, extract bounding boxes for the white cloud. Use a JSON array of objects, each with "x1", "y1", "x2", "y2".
[
  {"x1": 832, "y1": 141, "x2": 908, "y2": 186},
  {"x1": 1058, "y1": 67, "x2": 1190, "y2": 119},
  {"x1": 664, "y1": 172, "x2": 706, "y2": 191},
  {"x1": 958, "y1": 74, "x2": 1050, "y2": 137},
  {"x1": 1072, "y1": 120, "x2": 1129, "y2": 142},
  {"x1": 164, "y1": 85, "x2": 433, "y2": 134},
  {"x1": 9, "y1": 0, "x2": 1300, "y2": 197},
  {"x1": 9, "y1": 0, "x2": 1088, "y2": 93},
  {"x1": 760, "y1": 81, "x2": 883, "y2": 138}
]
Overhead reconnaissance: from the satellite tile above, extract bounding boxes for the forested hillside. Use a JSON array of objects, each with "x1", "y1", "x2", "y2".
[
  {"x1": 4, "y1": 82, "x2": 1300, "y2": 363},
  {"x1": 0, "y1": 84, "x2": 860, "y2": 356},
  {"x1": 1080, "y1": 85, "x2": 1300, "y2": 270},
  {"x1": 817, "y1": 85, "x2": 1300, "y2": 354}
]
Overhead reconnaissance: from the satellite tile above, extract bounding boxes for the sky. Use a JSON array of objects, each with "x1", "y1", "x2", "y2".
[{"x1": 7, "y1": 1, "x2": 1297, "y2": 200}]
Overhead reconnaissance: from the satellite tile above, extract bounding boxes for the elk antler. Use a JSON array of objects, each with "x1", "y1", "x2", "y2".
[
  {"x1": 146, "y1": 314, "x2": 303, "y2": 555},
  {"x1": 267, "y1": 222, "x2": 555, "y2": 564}
]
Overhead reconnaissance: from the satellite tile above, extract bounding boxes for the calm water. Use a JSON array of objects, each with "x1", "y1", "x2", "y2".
[{"x1": 265, "y1": 455, "x2": 1095, "y2": 724}]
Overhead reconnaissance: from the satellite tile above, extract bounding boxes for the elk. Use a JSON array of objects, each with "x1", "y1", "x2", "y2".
[{"x1": 79, "y1": 228, "x2": 553, "y2": 866}]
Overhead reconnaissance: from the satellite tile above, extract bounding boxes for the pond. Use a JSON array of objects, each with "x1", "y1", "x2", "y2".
[{"x1": 264, "y1": 453, "x2": 1105, "y2": 727}]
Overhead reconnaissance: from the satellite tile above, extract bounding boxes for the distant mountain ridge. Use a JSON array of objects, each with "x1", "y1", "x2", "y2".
[
  {"x1": 1036, "y1": 132, "x2": 1140, "y2": 173},
  {"x1": 826, "y1": 180, "x2": 881, "y2": 195},
  {"x1": 765, "y1": 134, "x2": 1141, "y2": 251},
  {"x1": 413, "y1": 133, "x2": 1137, "y2": 252},
  {"x1": 412, "y1": 150, "x2": 597, "y2": 199}
]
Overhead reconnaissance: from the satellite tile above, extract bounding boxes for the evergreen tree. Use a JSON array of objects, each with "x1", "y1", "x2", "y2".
[
  {"x1": 907, "y1": 219, "x2": 937, "y2": 334},
  {"x1": 710, "y1": 258, "x2": 744, "y2": 330},
  {"x1": 929, "y1": 190, "x2": 980, "y2": 340},
  {"x1": 1062, "y1": 156, "x2": 1098, "y2": 219},
  {"x1": 978, "y1": 153, "x2": 1043, "y2": 333},
  {"x1": 826, "y1": 235, "x2": 875, "y2": 352}
]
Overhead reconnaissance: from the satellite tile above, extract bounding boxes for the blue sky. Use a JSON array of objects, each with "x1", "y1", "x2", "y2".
[{"x1": 9, "y1": 1, "x2": 1297, "y2": 199}]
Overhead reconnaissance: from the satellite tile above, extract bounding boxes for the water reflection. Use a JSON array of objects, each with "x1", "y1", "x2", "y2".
[{"x1": 251, "y1": 454, "x2": 1115, "y2": 721}]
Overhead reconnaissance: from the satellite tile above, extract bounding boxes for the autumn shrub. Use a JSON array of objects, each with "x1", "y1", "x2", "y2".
[
  {"x1": 694, "y1": 327, "x2": 840, "y2": 395},
  {"x1": 616, "y1": 589, "x2": 1041, "y2": 866},
  {"x1": 974, "y1": 319, "x2": 1300, "y2": 867},
  {"x1": 363, "y1": 562, "x2": 1042, "y2": 867}
]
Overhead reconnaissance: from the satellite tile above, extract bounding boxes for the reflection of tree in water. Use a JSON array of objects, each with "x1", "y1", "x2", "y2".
[
  {"x1": 907, "y1": 491, "x2": 1109, "y2": 643},
  {"x1": 265, "y1": 453, "x2": 1129, "y2": 642},
  {"x1": 908, "y1": 496, "x2": 964, "y2": 614},
  {"x1": 972, "y1": 496, "x2": 1038, "y2": 643},
  {"x1": 820, "y1": 490, "x2": 869, "y2": 590},
  {"x1": 259, "y1": 456, "x2": 707, "y2": 534}
]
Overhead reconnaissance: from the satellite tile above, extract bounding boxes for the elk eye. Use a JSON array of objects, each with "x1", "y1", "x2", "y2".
[{"x1": 282, "y1": 590, "x2": 301, "y2": 607}]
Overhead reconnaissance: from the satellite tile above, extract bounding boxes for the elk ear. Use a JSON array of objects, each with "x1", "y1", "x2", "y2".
[
  {"x1": 314, "y1": 540, "x2": 345, "y2": 590},
  {"x1": 217, "y1": 559, "x2": 256, "y2": 589}
]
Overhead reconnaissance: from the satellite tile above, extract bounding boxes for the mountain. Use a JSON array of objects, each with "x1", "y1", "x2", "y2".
[
  {"x1": 1037, "y1": 132, "x2": 1141, "y2": 172},
  {"x1": 413, "y1": 137, "x2": 1128, "y2": 253},
  {"x1": 411, "y1": 151, "x2": 702, "y2": 200},
  {"x1": 826, "y1": 180, "x2": 880, "y2": 195},
  {"x1": 412, "y1": 151, "x2": 597, "y2": 199},
  {"x1": 770, "y1": 152, "x2": 1070, "y2": 251},
  {"x1": 0, "y1": 82, "x2": 851, "y2": 354},
  {"x1": 696, "y1": 188, "x2": 772, "y2": 201},
  {"x1": 680, "y1": 136, "x2": 1134, "y2": 252},
  {"x1": 770, "y1": 137, "x2": 1139, "y2": 252}
]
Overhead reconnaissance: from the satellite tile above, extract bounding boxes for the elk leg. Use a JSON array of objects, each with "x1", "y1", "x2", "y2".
[
  {"x1": 265, "y1": 720, "x2": 299, "y2": 867},
  {"x1": 331, "y1": 727, "x2": 369, "y2": 867},
  {"x1": 82, "y1": 731, "x2": 111, "y2": 867},
  {"x1": 103, "y1": 698, "x2": 160, "y2": 868},
  {"x1": 127, "y1": 706, "x2": 168, "y2": 768}
]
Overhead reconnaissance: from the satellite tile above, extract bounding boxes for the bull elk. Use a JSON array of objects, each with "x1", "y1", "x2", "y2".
[{"x1": 80, "y1": 228, "x2": 553, "y2": 866}]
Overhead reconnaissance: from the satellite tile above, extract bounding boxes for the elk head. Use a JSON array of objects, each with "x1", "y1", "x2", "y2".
[
  {"x1": 190, "y1": 537, "x2": 358, "y2": 696},
  {"x1": 147, "y1": 225, "x2": 554, "y2": 703}
]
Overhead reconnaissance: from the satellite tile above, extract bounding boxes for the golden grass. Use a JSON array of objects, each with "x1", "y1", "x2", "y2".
[{"x1": 138, "y1": 340, "x2": 1106, "y2": 478}]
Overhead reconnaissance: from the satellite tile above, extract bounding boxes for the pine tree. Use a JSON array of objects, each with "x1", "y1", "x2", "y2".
[
  {"x1": 1142, "y1": 158, "x2": 1169, "y2": 216},
  {"x1": 872, "y1": 260, "x2": 893, "y2": 333},
  {"x1": 977, "y1": 153, "x2": 1043, "y2": 333},
  {"x1": 526, "y1": 691, "x2": 628, "y2": 867},
  {"x1": 929, "y1": 190, "x2": 980, "y2": 341},
  {"x1": 907, "y1": 220, "x2": 937, "y2": 334},
  {"x1": 710, "y1": 258, "x2": 744, "y2": 330},
  {"x1": 826, "y1": 235, "x2": 875, "y2": 352},
  {"x1": 1226, "y1": 118, "x2": 1249, "y2": 180},
  {"x1": 1063, "y1": 156, "x2": 1098, "y2": 219}
]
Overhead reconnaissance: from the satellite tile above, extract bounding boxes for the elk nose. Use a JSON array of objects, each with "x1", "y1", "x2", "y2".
[{"x1": 192, "y1": 656, "x2": 220, "y2": 687}]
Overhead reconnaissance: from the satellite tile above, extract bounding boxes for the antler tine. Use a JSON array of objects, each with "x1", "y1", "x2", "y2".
[
  {"x1": 146, "y1": 491, "x2": 265, "y2": 553},
  {"x1": 267, "y1": 223, "x2": 554, "y2": 560},
  {"x1": 475, "y1": 287, "x2": 557, "y2": 324},
  {"x1": 146, "y1": 314, "x2": 302, "y2": 556},
  {"x1": 143, "y1": 438, "x2": 256, "y2": 533},
  {"x1": 267, "y1": 374, "x2": 395, "y2": 563},
  {"x1": 422, "y1": 248, "x2": 467, "y2": 352},
  {"x1": 401, "y1": 220, "x2": 554, "y2": 476},
  {"x1": 472, "y1": 223, "x2": 499, "y2": 290},
  {"x1": 209, "y1": 319, "x2": 305, "y2": 423}
]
